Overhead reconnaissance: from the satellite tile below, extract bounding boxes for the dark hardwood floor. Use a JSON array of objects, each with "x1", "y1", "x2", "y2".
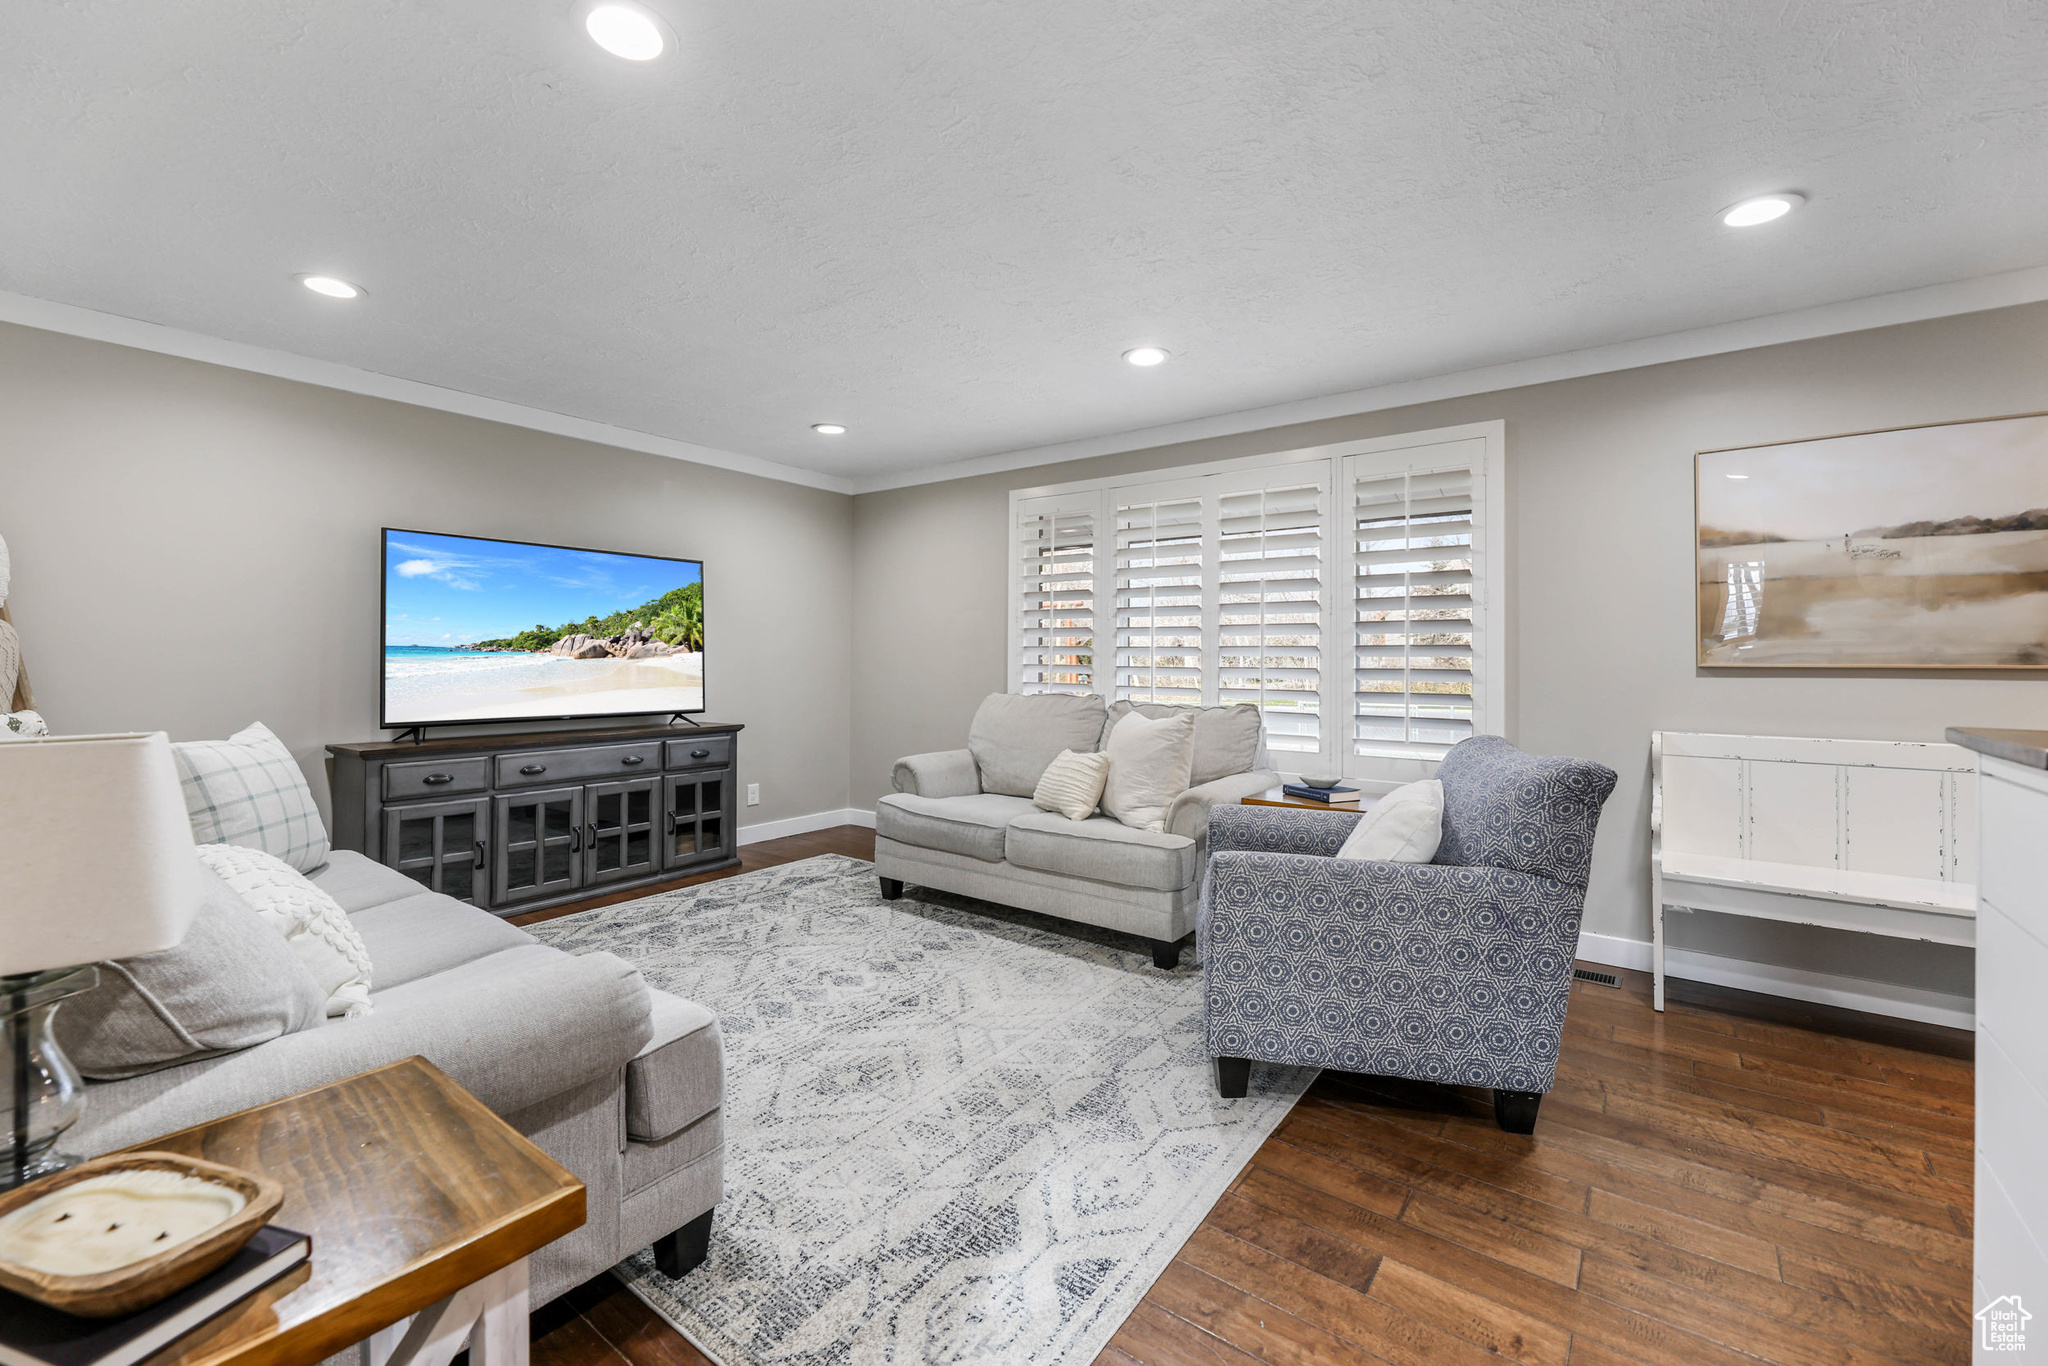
[{"x1": 515, "y1": 825, "x2": 1974, "y2": 1366}]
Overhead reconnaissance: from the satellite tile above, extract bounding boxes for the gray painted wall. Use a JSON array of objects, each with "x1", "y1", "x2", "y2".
[
  {"x1": 6, "y1": 302, "x2": 2043, "y2": 999},
  {"x1": 849, "y1": 301, "x2": 2048, "y2": 995},
  {"x1": 0, "y1": 322, "x2": 854, "y2": 830}
]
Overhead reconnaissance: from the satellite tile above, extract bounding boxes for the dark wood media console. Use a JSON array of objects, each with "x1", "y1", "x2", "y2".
[{"x1": 328, "y1": 723, "x2": 743, "y2": 918}]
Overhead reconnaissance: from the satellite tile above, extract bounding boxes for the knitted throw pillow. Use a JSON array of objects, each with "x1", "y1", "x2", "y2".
[{"x1": 196, "y1": 843, "x2": 374, "y2": 1019}]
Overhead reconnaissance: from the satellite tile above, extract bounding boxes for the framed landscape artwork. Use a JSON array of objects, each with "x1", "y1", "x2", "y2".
[{"x1": 1697, "y1": 412, "x2": 2048, "y2": 668}]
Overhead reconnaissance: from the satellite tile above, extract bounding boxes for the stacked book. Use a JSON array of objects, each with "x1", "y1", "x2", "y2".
[
  {"x1": 0, "y1": 1228, "x2": 308, "y2": 1366},
  {"x1": 1282, "y1": 783, "x2": 1363, "y2": 806}
]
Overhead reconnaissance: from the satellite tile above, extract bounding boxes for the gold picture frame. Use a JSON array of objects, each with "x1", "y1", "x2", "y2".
[{"x1": 1696, "y1": 411, "x2": 2048, "y2": 669}]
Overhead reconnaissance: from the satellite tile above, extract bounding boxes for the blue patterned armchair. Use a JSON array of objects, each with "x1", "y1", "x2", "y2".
[{"x1": 1200, "y1": 735, "x2": 1617, "y2": 1132}]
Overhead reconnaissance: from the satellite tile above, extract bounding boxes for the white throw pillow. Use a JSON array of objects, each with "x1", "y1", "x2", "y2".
[
  {"x1": 196, "y1": 844, "x2": 374, "y2": 1019},
  {"x1": 1033, "y1": 749, "x2": 1113, "y2": 821},
  {"x1": 1101, "y1": 710, "x2": 1197, "y2": 833},
  {"x1": 173, "y1": 722, "x2": 331, "y2": 873},
  {"x1": 1334, "y1": 779, "x2": 1445, "y2": 864}
]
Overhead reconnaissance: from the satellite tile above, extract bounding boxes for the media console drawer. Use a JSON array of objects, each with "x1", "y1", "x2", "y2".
[
  {"x1": 666, "y1": 736, "x2": 732, "y2": 769},
  {"x1": 384, "y1": 757, "x2": 491, "y2": 800},
  {"x1": 495, "y1": 741, "x2": 664, "y2": 788}
]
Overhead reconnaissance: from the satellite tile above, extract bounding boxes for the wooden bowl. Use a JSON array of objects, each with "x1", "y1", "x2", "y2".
[{"x1": 0, "y1": 1152, "x2": 283, "y2": 1317}]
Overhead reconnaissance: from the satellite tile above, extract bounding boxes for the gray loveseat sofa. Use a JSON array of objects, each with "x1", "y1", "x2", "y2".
[
  {"x1": 875, "y1": 693, "x2": 1277, "y2": 966},
  {"x1": 67, "y1": 850, "x2": 723, "y2": 1309}
]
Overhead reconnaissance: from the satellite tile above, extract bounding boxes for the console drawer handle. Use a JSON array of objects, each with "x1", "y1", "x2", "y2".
[
  {"x1": 520, "y1": 764, "x2": 547, "y2": 775},
  {"x1": 422, "y1": 773, "x2": 454, "y2": 785},
  {"x1": 621, "y1": 755, "x2": 645, "y2": 766},
  {"x1": 690, "y1": 748, "x2": 710, "y2": 759}
]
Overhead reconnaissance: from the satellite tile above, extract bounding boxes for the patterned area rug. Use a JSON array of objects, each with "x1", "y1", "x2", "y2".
[{"x1": 527, "y1": 854, "x2": 1312, "y2": 1366}]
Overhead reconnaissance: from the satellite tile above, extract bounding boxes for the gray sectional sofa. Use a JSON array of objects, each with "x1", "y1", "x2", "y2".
[
  {"x1": 67, "y1": 850, "x2": 722, "y2": 1308},
  {"x1": 875, "y1": 693, "x2": 1277, "y2": 965}
]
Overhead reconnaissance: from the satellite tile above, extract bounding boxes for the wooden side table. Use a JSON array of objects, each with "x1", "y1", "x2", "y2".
[
  {"x1": 133, "y1": 1057, "x2": 583, "y2": 1366},
  {"x1": 1240, "y1": 786, "x2": 1376, "y2": 813}
]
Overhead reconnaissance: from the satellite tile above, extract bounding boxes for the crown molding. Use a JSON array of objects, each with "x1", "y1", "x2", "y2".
[
  {"x1": 0, "y1": 291, "x2": 858, "y2": 495},
  {"x1": 7, "y1": 262, "x2": 2046, "y2": 502},
  {"x1": 849, "y1": 262, "x2": 2048, "y2": 493}
]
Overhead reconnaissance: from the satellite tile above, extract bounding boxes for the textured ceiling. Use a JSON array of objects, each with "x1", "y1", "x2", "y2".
[{"x1": 2, "y1": 1, "x2": 2044, "y2": 481}]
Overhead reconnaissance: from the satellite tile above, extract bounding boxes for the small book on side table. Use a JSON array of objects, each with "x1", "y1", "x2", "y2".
[
  {"x1": 1280, "y1": 783, "x2": 1363, "y2": 805},
  {"x1": 0, "y1": 1227, "x2": 310, "y2": 1366}
]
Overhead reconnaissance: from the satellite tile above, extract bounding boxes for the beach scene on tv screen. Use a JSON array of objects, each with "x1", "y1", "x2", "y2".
[{"x1": 384, "y1": 530, "x2": 703, "y2": 723}]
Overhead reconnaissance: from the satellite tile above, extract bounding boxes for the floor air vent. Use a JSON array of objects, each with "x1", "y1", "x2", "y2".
[{"x1": 1572, "y1": 968, "x2": 1620, "y2": 988}]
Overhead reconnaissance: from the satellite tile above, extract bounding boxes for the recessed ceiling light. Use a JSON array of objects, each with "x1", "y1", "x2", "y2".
[
  {"x1": 1123, "y1": 346, "x2": 1170, "y2": 367},
  {"x1": 1725, "y1": 473, "x2": 1750, "y2": 480},
  {"x1": 580, "y1": 1, "x2": 670, "y2": 60},
  {"x1": 812, "y1": 423, "x2": 847, "y2": 435},
  {"x1": 296, "y1": 274, "x2": 362, "y2": 299},
  {"x1": 1721, "y1": 194, "x2": 1803, "y2": 228}
]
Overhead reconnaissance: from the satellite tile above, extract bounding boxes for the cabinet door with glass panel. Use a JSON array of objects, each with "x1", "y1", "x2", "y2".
[
  {"x1": 662, "y1": 768, "x2": 731, "y2": 870},
  {"x1": 382, "y1": 798, "x2": 490, "y2": 906},
  {"x1": 585, "y1": 777, "x2": 662, "y2": 887},
  {"x1": 493, "y1": 785, "x2": 585, "y2": 905}
]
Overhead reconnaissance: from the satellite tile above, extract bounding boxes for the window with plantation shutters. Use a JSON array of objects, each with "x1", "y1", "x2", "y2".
[
  {"x1": 1348, "y1": 461, "x2": 1477, "y2": 762},
  {"x1": 1014, "y1": 500, "x2": 1097, "y2": 694},
  {"x1": 1008, "y1": 422, "x2": 1501, "y2": 784}
]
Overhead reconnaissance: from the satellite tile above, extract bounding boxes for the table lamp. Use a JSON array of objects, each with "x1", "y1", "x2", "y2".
[{"x1": 0, "y1": 733, "x2": 203, "y2": 1189}]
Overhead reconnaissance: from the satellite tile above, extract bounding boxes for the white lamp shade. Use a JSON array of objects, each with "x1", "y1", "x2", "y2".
[{"x1": 0, "y1": 732, "x2": 203, "y2": 975}]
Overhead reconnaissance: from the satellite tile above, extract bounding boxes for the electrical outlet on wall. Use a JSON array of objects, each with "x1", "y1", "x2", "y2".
[{"x1": 746, "y1": 783, "x2": 760, "y2": 806}]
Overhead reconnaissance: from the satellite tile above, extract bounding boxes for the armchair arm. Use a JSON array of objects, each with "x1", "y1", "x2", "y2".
[
  {"x1": 1205, "y1": 801, "x2": 1362, "y2": 857},
  {"x1": 1200, "y1": 852, "x2": 1582, "y2": 1092},
  {"x1": 892, "y1": 748, "x2": 980, "y2": 798},
  {"x1": 1167, "y1": 770, "x2": 1280, "y2": 843}
]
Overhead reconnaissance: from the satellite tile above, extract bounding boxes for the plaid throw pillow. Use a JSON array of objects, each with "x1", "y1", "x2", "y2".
[{"x1": 173, "y1": 722, "x2": 331, "y2": 874}]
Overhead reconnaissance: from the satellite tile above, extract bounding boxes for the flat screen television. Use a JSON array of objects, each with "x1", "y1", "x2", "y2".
[{"x1": 381, "y1": 528, "x2": 704, "y2": 728}]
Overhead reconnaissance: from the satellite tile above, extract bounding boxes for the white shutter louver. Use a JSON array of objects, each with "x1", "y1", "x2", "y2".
[
  {"x1": 1016, "y1": 503, "x2": 1096, "y2": 694},
  {"x1": 1218, "y1": 481, "x2": 1322, "y2": 753},
  {"x1": 1351, "y1": 466, "x2": 1476, "y2": 760},
  {"x1": 1115, "y1": 496, "x2": 1205, "y2": 706}
]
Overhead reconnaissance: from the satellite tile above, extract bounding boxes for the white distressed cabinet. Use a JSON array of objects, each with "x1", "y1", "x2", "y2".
[{"x1": 1950, "y1": 727, "x2": 2048, "y2": 1362}]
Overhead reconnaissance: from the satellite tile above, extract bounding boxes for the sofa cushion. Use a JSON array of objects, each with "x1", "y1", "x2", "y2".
[
  {"x1": 350, "y1": 891, "x2": 535, "y2": 991},
  {"x1": 171, "y1": 721, "x2": 330, "y2": 874},
  {"x1": 72, "y1": 944, "x2": 653, "y2": 1157},
  {"x1": 309, "y1": 849, "x2": 432, "y2": 914},
  {"x1": 1104, "y1": 701, "x2": 1263, "y2": 786},
  {"x1": 874, "y1": 792, "x2": 1037, "y2": 862},
  {"x1": 1004, "y1": 810, "x2": 1198, "y2": 892},
  {"x1": 968, "y1": 692, "x2": 1108, "y2": 797},
  {"x1": 622, "y1": 1107, "x2": 723, "y2": 1198},
  {"x1": 627, "y1": 989, "x2": 723, "y2": 1143},
  {"x1": 55, "y1": 865, "x2": 328, "y2": 1081}
]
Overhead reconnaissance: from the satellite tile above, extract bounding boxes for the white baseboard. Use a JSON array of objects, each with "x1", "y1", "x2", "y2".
[
  {"x1": 1574, "y1": 932, "x2": 1974, "y2": 1030},
  {"x1": 737, "y1": 806, "x2": 875, "y2": 846},
  {"x1": 1575, "y1": 932, "x2": 1653, "y2": 973}
]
